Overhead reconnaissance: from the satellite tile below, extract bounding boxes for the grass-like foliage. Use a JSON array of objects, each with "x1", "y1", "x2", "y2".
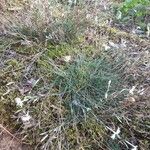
[
  {"x1": 19, "y1": 54, "x2": 125, "y2": 149},
  {"x1": 51, "y1": 55, "x2": 123, "y2": 121},
  {"x1": 115, "y1": 0, "x2": 150, "y2": 28},
  {"x1": 0, "y1": 0, "x2": 89, "y2": 44},
  {"x1": 0, "y1": 0, "x2": 149, "y2": 150}
]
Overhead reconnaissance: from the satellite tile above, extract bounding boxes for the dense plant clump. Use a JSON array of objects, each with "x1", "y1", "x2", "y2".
[
  {"x1": 115, "y1": 0, "x2": 150, "y2": 29},
  {"x1": 0, "y1": 0, "x2": 89, "y2": 44},
  {"x1": 0, "y1": 0, "x2": 150, "y2": 150},
  {"x1": 51, "y1": 55, "x2": 123, "y2": 120},
  {"x1": 14, "y1": 54, "x2": 126, "y2": 149}
]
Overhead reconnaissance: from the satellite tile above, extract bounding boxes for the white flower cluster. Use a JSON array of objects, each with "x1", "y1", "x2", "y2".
[
  {"x1": 106, "y1": 126, "x2": 138, "y2": 150},
  {"x1": 15, "y1": 97, "x2": 34, "y2": 128},
  {"x1": 15, "y1": 97, "x2": 24, "y2": 107},
  {"x1": 63, "y1": 55, "x2": 71, "y2": 62}
]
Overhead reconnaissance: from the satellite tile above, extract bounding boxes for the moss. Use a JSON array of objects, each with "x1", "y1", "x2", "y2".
[
  {"x1": 5, "y1": 59, "x2": 20, "y2": 67},
  {"x1": 65, "y1": 120, "x2": 105, "y2": 149},
  {"x1": 46, "y1": 43, "x2": 74, "y2": 58},
  {"x1": 14, "y1": 45, "x2": 40, "y2": 55},
  {"x1": 0, "y1": 93, "x2": 18, "y2": 129}
]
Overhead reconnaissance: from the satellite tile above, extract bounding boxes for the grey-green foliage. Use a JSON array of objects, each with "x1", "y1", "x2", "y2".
[
  {"x1": 107, "y1": 140, "x2": 122, "y2": 150},
  {"x1": 50, "y1": 55, "x2": 123, "y2": 121}
]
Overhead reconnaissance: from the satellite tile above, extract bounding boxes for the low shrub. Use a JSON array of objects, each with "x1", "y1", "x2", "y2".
[{"x1": 115, "y1": 0, "x2": 150, "y2": 29}]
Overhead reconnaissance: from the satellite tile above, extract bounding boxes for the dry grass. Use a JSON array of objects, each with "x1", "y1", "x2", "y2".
[{"x1": 0, "y1": 0, "x2": 150, "y2": 150}]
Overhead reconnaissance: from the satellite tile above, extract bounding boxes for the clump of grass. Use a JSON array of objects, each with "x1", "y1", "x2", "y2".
[
  {"x1": 0, "y1": 0, "x2": 89, "y2": 45},
  {"x1": 1, "y1": 1, "x2": 149, "y2": 150},
  {"x1": 14, "y1": 53, "x2": 126, "y2": 149},
  {"x1": 51, "y1": 55, "x2": 123, "y2": 120}
]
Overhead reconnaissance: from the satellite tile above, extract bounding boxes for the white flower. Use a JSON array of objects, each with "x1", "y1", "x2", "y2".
[
  {"x1": 15, "y1": 97, "x2": 23, "y2": 107},
  {"x1": 21, "y1": 39, "x2": 31, "y2": 46},
  {"x1": 63, "y1": 55, "x2": 71, "y2": 62},
  {"x1": 125, "y1": 140, "x2": 138, "y2": 150},
  {"x1": 106, "y1": 126, "x2": 121, "y2": 140},
  {"x1": 86, "y1": 14, "x2": 91, "y2": 19},
  {"x1": 103, "y1": 44, "x2": 110, "y2": 50},
  {"x1": 86, "y1": 108, "x2": 91, "y2": 111},
  {"x1": 121, "y1": 39, "x2": 126, "y2": 48},
  {"x1": 131, "y1": 146, "x2": 138, "y2": 150},
  {"x1": 21, "y1": 112, "x2": 31, "y2": 122},
  {"x1": 129, "y1": 86, "x2": 136, "y2": 95},
  {"x1": 111, "y1": 127, "x2": 121, "y2": 140}
]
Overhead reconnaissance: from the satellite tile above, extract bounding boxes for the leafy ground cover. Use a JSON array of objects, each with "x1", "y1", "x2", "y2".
[{"x1": 0, "y1": 0, "x2": 150, "y2": 150}]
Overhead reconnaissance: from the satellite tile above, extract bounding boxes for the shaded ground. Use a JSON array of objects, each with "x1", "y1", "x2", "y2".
[{"x1": 0, "y1": 126, "x2": 29, "y2": 150}]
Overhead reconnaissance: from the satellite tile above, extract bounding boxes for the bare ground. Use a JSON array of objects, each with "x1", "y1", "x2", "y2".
[{"x1": 0, "y1": 126, "x2": 30, "y2": 150}]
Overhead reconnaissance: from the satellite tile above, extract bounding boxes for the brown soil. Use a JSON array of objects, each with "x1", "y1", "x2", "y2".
[{"x1": 0, "y1": 127, "x2": 30, "y2": 150}]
